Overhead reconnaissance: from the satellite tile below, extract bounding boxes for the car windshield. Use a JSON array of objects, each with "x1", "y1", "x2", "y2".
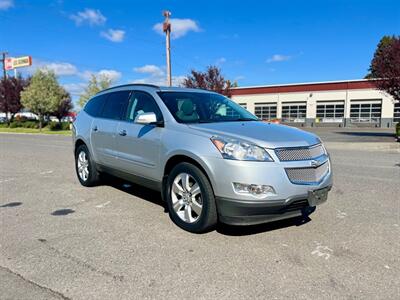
[{"x1": 157, "y1": 91, "x2": 259, "y2": 123}]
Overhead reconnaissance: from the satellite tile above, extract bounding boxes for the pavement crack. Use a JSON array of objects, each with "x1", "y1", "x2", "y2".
[
  {"x1": 39, "y1": 241, "x2": 124, "y2": 282},
  {"x1": 0, "y1": 265, "x2": 71, "y2": 300}
]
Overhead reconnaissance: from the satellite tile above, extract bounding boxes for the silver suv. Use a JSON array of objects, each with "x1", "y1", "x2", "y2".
[{"x1": 73, "y1": 84, "x2": 332, "y2": 233}]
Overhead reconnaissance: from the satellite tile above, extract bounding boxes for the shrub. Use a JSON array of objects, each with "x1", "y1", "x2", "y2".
[
  {"x1": 48, "y1": 122, "x2": 62, "y2": 130},
  {"x1": 9, "y1": 121, "x2": 22, "y2": 128},
  {"x1": 61, "y1": 122, "x2": 71, "y2": 130},
  {"x1": 8, "y1": 120, "x2": 41, "y2": 128},
  {"x1": 396, "y1": 123, "x2": 400, "y2": 138}
]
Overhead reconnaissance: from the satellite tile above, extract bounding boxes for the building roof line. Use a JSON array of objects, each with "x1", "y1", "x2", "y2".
[
  {"x1": 230, "y1": 79, "x2": 379, "y2": 96},
  {"x1": 231, "y1": 78, "x2": 378, "y2": 90}
]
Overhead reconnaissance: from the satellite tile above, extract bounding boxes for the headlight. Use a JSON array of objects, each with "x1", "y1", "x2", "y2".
[{"x1": 211, "y1": 136, "x2": 273, "y2": 161}]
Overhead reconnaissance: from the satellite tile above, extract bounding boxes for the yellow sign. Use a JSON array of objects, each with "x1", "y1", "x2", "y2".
[{"x1": 8, "y1": 56, "x2": 32, "y2": 69}]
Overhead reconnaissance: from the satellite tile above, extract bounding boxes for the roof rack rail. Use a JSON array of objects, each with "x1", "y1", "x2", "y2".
[{"x1": 98, "y1": 83, "x2": 160, "y2": 94}]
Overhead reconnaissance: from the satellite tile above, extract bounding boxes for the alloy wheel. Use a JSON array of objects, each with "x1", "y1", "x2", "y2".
[
  {"x1": 77, "y1": 151, "x2": 89, "y2": 181},
  {"x1": 171, "y1": 172, "x2": 203, "y2": 223}
]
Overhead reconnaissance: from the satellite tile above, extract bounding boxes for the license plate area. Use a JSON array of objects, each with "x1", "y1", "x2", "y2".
[{"x1": 308, "y1": 187, "x2": 330, "y2": 206}]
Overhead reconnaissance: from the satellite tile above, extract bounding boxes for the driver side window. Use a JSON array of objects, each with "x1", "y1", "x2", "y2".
[{"x1": 126, "y1": 91, "x2": 162, "y2": 123}]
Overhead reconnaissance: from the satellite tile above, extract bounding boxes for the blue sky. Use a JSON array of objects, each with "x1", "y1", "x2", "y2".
[{"x1": 1, "y1": 0, "x2": 399, "y2": 103}]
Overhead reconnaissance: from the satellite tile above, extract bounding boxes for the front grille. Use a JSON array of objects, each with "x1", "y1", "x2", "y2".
[
  {"x1": 275, "y1": 144, "x2": 325, "y2": 161},
  {"x1": 285, "y1": 161, "x2": 329, "y2": 184}
]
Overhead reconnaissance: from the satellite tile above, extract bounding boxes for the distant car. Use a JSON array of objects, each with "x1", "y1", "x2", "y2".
[
  {"x1": 73, "y1": 84, "x2": 333, "y2": 233},
  {"x1": 0, "y1": 117, "x2": 7, "y2": 123}
]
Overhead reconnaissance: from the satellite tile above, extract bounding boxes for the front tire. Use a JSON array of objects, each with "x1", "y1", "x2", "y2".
[
  {"x1": 75, "y1": 144, "x2": 100, "y2": 187},
  {"x1": 166, "y1": 162, "x2": 217, "y2": 233}
]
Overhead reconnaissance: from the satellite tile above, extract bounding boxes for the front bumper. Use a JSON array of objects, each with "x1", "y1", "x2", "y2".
[{"x1": 217, "y1": 185, "x2": 332, "y2": 225}]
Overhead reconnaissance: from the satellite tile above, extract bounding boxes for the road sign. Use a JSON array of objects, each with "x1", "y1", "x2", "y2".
[
  {"x1": 4, "y1": 58, "x2": 14, "y2": 70},
  {"x1": 4, "y1": 56, "x2": 32, "y2": 70},
  {"x1": 12, "y1": 56, "x2": 32, "y2": 69}
]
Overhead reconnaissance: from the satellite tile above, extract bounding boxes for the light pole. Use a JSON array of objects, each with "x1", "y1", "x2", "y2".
[{"x1": 163, "y1": 10, "x2": 172, "y2": 86}]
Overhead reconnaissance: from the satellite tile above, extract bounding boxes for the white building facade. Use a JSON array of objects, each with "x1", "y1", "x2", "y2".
[{"x1": 231, "y1": 79, "x2": 399, "y2": 128}]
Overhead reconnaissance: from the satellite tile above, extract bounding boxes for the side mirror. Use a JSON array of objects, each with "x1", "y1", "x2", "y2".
[{"x1": 134, "y1": 112, "x2": 163, "y2": 126}]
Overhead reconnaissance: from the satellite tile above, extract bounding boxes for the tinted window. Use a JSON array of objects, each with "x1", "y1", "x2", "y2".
[
  {"x1": 84, "y1": 94, "x2": 107, "y2": 117},
  {"x1": 157, "y1": 92, "x2": 257, "y2": 123},
  {"x1": 126, "y1": 91, "x2": 163, "y2": 122},
  {"x1": 100, "y1": 91, "x2": 131, "y2": 120}
]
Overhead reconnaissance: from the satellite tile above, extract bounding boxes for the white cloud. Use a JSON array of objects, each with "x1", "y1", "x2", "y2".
[
  {"x1": 215, "y1": 57, "x2": 226, "y2": 65},
  {"x1": 63, "y1": 83, "x2": 86, "y2": 96},
  {"x1": 26, "y1": 59, "x2": 79, "y2": 76},
  {"x1": 80, "y1": 69, "x2": 122, "y2": 82},
  {"x1": 101, "y1": 29, "x2": 125, "y2": 42},
  {"x1": 133, "y1": 64, "x2": 185, "y2": 86},
  {"x1": 153, "y1": 18, "x2": 200, "y2": 39},
  {"x1": 133, "y1": 65, "x2": 164, "y2": 77},
  {"x1": 133, "y1": 76, "x2": 186, "y2": 87},
  {"x1": 234, "y1": 75, "x2": 245, "y2": 81},
  {"x1": 266, "y1": 54, "x2": 291, "y2": 63},
  {"x1": 70, "y1": 8, "x2": 106, "y2": 26},
  {"x1": 0, "y1": 0, "x2": 13, "y2": 10},
  {"x1": 44, "y1": 62, "x2": 78, "y2": 76}
]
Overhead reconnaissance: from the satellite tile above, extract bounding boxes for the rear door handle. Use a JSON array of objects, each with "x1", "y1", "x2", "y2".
[
  {"x1": 119, "y1": 129, "x2": 127, "y2": 136},
  {"x1": 93, "y1": 125, "x2": 98, "y2": 132}
]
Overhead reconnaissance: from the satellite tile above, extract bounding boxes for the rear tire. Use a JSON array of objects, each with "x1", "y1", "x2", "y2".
[
  {"x1": 166, "y1": 162, "x2": 217, "y2": 233},
  {"x1": 75, "y1": 144, "x2": 100, "y2": 187}
]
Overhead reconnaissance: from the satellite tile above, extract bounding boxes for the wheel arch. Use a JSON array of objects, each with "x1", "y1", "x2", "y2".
[
  {"x1": 74, "y1": 138, "x2": 87, "y2": 155},
  {"x1": 162, "y1": 154, "x2": 216, "y2": 199}
]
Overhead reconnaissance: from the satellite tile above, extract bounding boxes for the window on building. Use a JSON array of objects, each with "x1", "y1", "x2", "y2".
[
  {"x1": 316, "y1": 101, "x2": 344, "y2": 123},
  {"x1": 281, "y1": 102, "x2": 306, "y2": 123},
  {"x1": 238, "y1": 103, "x2": 247, "y2": 109},
  {"x1": 254, "y1": 103, "x2": 277, "y2": 120},
  {"x1": 350, "y1": 100, "x2": 382, "y2": 124},
  {"x1": 394, "y1": 102, "x2": 400, "y2": 123}
]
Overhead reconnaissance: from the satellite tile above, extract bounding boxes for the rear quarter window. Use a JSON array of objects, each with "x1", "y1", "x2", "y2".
[{"x1": 84, "y1": 94, "x2": 107, "y2": 117}]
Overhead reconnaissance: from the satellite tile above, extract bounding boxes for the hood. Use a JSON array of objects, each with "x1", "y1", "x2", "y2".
[{"x1": 187, "y1": 121, "x2": 320, "y2": 148}]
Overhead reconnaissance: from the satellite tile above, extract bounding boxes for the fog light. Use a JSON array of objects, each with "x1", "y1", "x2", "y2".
[{"x1": 233, "y1": 182, "x2": 276, "y2": 197}]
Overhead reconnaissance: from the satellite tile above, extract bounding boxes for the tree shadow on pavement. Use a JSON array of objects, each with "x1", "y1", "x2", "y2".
[{"x1": 0, "y1": 202, "x2": 23, "y2": 208}]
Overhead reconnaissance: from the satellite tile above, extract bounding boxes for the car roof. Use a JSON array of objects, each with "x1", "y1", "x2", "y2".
[{"x1": 97, "y1": 84, "x2": 216, "y2": 95}]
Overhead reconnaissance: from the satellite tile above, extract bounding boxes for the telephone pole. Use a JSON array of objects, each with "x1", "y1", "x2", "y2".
[
  {"x1": 1, "y1": 52, "x2": 8, "y2": 79},
  {"x1": 163, "y1": 10, "x2": 172, "y2": 86}
]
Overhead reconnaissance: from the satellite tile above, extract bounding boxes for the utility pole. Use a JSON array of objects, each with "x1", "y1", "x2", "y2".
[
  {"x1": 163, "y1": 10, "x2": 172, "y2": 86},
  {"x1": 1, "y1": 52, "x2": 8, "y2": 79}
]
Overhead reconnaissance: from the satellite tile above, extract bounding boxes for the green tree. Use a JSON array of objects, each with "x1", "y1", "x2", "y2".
[
  {"x1": 20, "y1": 69, "x2": 64, "y2": 130},
  {"x1": 78, "y1": 74, "x2": 112, "y2": 108}
]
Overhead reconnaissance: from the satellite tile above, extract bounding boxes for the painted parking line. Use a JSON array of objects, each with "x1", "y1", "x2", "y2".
[{"x1": 96, "y1": 201, "x2": 111, "y2": 208}]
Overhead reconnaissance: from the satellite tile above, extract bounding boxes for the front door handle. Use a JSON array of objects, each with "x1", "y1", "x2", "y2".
[
  {"x1": 119, "y1": 129, "x2": 127, "y2": 136},
  {"x1": 93, "y1": 125, "x2": 98, "y2": 132}
]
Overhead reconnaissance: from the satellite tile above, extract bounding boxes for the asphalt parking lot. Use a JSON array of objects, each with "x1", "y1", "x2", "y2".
[{"x1": 1, "y1": 130, "x2": 399, "y2": 299}]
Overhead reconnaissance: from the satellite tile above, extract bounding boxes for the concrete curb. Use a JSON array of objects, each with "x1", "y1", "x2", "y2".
[{"x1": 325, "y1": 141, "x2": 400, "y2": 152}]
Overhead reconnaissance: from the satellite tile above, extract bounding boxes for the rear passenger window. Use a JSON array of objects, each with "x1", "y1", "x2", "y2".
[
  {"x1": 84, "y1": 94, "x2": 107, "y2": 117},
  {"x1": 100, "y1": 91, "x2": 131, "y2": 120}
]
